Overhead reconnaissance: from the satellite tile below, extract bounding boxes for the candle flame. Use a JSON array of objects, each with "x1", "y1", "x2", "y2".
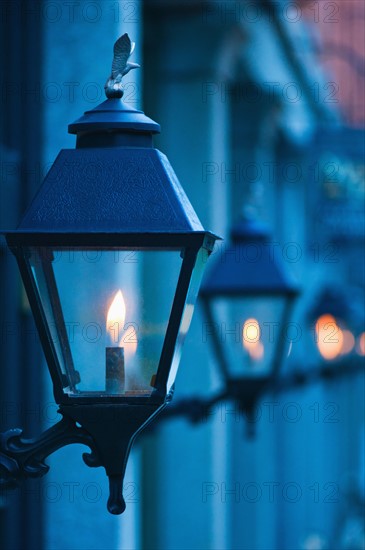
[
  {"x1": 107, "y1": 290, "x2": 126, "y2": 342},
  {"x1": 315, "y1": 314, "x2": 344, "y2": 360},
  {"x1": 106, "y1": 290, "x2": 137, "y2": 356},
  {"x1": 243, "y1": 318, "x2": 264, "y2": 361},
  {"x1": 244, "y1": 319, "x2": 260, "y2": 343}
]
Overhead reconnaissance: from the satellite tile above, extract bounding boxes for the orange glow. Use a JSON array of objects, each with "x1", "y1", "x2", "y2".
[
  {"x1": 315, "y1": 314, "x2": 344, "y2": 360},
  {"x1": 106, "y1": 290, "x2": 126, "y2": 341},
  {"x1": 243, "y1": 318, "x2": 264, "y2": 361},
  {"x1": 340, "y1": 330, "x2": 355, "y2": 355},
  {"x1": 106, "y1": 290, "x2": 137, "y2": 356},
  {"x1": 357, "y1": 332, "x2": 365, "y2": 356},
  {"x1": 244, "y1": 319, "x2": 260, "y2": 342},
  {"x1": 248, "y1": 340, "x2": 264, "y2": 360}
]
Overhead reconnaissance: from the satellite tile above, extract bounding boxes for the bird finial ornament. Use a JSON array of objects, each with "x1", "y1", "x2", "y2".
[{"x1": 104, "y1": 34, "x2": 140, "y2": 99}]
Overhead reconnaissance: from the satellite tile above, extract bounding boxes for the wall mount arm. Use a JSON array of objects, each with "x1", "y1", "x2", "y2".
[{"x1": 0, "y1": 413, "x2": 97, "y2": 489}]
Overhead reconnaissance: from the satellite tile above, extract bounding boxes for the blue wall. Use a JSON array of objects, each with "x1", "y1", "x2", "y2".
[{"x1": 1, "y1": 1, "x2": 364, "y2": 549}]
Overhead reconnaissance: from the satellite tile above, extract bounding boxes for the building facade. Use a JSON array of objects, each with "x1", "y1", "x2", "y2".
[{"x1": 1, "y1": 1, "x2": 364, "y2": 549}]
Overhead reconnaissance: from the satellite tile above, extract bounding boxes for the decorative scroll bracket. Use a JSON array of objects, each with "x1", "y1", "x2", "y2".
[
  {"x1": 0, "y1": 403, "x2": 165, "y2": 514},
  {"x1": 0, "y1": 413, "x2": 97, "y2": 489}
]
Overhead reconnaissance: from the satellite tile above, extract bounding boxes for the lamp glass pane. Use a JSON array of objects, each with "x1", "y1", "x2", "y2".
[
  {"x1": 167, "y1": 247, "x2": 210, "y2": 392},
  {"x1": 26, "y1": 247, "x2": 182, "y2": 397},
  {"x1": 208, "y1": 296, "x2": 289, "y2": 378}
]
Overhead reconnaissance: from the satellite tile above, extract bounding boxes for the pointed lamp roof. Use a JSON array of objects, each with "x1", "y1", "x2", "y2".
[
  {"x1": 16, "y1": 97, "x2": 206, "y2": 235},
  {"x1": 200, "y1": 218, "x2": 299, "y2": 297}
]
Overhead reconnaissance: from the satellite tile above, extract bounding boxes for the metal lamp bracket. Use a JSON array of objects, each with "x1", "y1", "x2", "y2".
[{"x1": 0, "y1": 403, "x2": 164, "y2": 514}]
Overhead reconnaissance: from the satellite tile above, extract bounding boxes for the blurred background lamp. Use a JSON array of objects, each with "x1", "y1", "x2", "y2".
[
  {"x1": 308, "y1": 287, "x2": 364, "y2": 363},
  {"x1": 200, "y1": 217, "x2": 299, "y2": 424}
]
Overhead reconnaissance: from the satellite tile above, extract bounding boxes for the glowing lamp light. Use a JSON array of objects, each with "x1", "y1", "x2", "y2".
[
  {"x1": 315, "y1": 314, "x2": 344, "y2": 361},
  {"x1": 107, "y1": 289, "x2": 137, "y2": 355},
  {"x1": 242, "y1": 318, "x2": 264, "y2": 362},
  {"x1": 309, "y1": 287, "x2": 363, "y2": 364}
]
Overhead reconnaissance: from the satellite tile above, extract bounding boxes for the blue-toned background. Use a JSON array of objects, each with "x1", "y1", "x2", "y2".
[{"x1": 1, "y1": 1, "x2": 364, "y2": 549}]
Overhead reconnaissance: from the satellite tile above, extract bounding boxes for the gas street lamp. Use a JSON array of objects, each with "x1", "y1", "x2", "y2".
[
  {"x1": 308, "y1": 286, "x2": 365, "y2": 365},
  {"x1": 0, "y1": 35, "x2": 219, "y2": 514},
  {"x1": 200, "y1": 217, "x2": 298, "y2": 429}
]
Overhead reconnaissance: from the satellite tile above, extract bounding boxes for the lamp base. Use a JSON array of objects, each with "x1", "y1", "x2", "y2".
[{"x1": 0, "y1": 402, "x2": 166, "y2": 514}]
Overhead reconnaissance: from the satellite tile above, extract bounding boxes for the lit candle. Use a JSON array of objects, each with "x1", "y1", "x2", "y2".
[
  {"x1": 242, "y1": 318, "x2": 264, "y2": 364},
  {"x1": 106, "y1": 290, "x2": 126, "y2": 394}
]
